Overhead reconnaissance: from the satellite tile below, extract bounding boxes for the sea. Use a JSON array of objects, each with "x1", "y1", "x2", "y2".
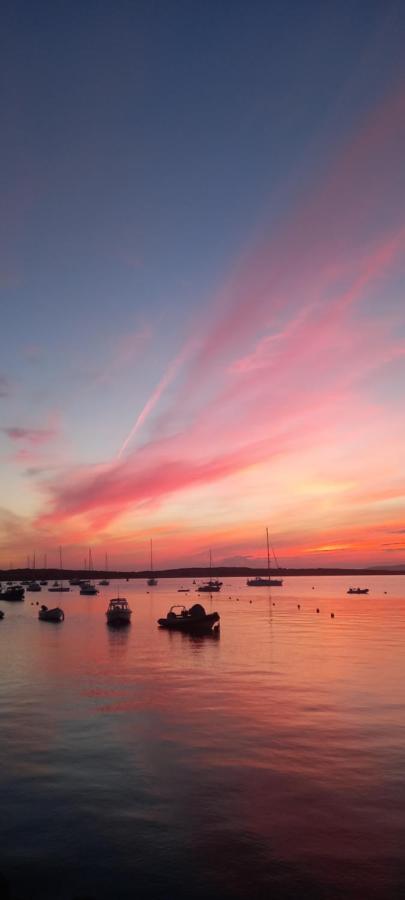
[{"x1": 1, "y1": 575, "x2": 405, "y2": 900}]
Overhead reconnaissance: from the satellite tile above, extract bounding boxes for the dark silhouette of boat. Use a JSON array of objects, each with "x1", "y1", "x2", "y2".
[
  {"x1": 197, "y1": 551, "x2": 222, "y2": 592},
  {"x1": 38, "y1": 605, "x2": 64, "y2": 622},
  {"x1": 147, "y1": 539, "x2": 158, "y2": 586},
  {"x1": 158, "y1": 603, "x2": 220, "y2": 633},
  {"x1": 27, "y1": 581, "x2": 41, "y2": 592},
  {"x1": 347, "y1": 587, "x2": 369, "y2": 594},
  {"x1": 106, "y1": 597, "x2": 132, "y2": 626},
  {"x1": 247, "y1": 528, "x2": 283, "y2": 587},
  {"x1": 1, "y1": 586, "x2": 25, "y2": 601},
  {"x1": 0, "y1": 609, "x2": 4, "y2": 619}
]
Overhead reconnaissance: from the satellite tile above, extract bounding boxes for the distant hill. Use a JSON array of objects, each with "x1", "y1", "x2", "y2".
[{"x1": 1, "y1": 565, "x2": 405, "y2": 579}]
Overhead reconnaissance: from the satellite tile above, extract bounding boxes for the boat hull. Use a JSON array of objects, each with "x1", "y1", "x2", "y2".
[
  {"x1": 158, "y1": 611, "x2": 220, "y2": 633},
  {"x1": 106, "y1": 612, "x2": 131, "y2": 626}
]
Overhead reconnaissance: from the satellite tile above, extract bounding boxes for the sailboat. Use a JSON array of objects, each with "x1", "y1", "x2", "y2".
[
  {"x1": 49, "y1": 547, "x2": 71, "y2": 592},
  {"x1": 99, "y1": 552, "x2": 110, "y2": 586},
  {"x1": 147, "y1": 540, "x2": 158, "y2": 586},
  {"x1": 197, "y1": 550, "x2": 222, "y2": 592},
  {"x1": 247, "y1": 529, "x2": 283, "y2": 587},
  {"x1": 27, "y1": 551, "x2": 41, "y2": 591},
  {"x1": 80, "y1": 549, "x2": 99, "y2": 594}
]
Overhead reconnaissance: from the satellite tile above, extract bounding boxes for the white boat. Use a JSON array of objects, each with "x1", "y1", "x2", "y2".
[
  {"x1": 106, "y1": 597, "x2": 132, "y2": 625},
  {"x1": 247, "y1": 529, "x2": 283, "y2": 587},
  {"x1": 147, "y1": 539, "x2": 158, "y2": 586}
]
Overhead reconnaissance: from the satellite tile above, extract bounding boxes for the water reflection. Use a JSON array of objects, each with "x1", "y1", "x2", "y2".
[
  {"x1": 1, "y1": 576, "x2": 405, "y2": 899},
  {"x1": 107, "y1": 622, "x2": 131, "y2": 659}
]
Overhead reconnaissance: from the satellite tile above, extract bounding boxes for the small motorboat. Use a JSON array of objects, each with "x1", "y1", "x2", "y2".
[
  {"x1": 2, "y1": 586, "x2": 25, "y2": 601},
  {"x1": 347, "y1": 587, "x2": 369, "y2": 595},
  {"x1": 27, "y1": 581, "x2": 42, "y2": 592},
  {"x1": 0, "y1": 609, "x2": 4, "y2": 619},
  {"x1": 40, "y1": 580, "x2": 48, "y2": 586},
  {"x1": 69, "y1": 578, "x2": 82, "y2": 585},
  {"x1": 158, "y1": 603, "x2": 220, "y2": 633},
  {"x1": 99, "y1": 579, "x2": 110, "y2": 586},
  {"x1": 197, "y1": 580, "x2": 222, "y2": 593},
  {"x1": 38, "y1": 605, "x2": 64, "y2": 622},
  {"x1": 178, "y1": 588, "x2": 190, "y2": 593},
  {"x1": 106, "y1": 597, "x2": 132, "y2": 626}
]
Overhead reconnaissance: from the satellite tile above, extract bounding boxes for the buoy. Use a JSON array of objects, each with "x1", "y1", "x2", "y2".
[
  {"x1": 312, "y1": 586, "x2": 315, "y2": 590},
  {"x1": 331, "y1": 612, "x2": 335, "y2": 618},
  {"x1": 272, "y1": 602, "x2": 275, "y2": 606},
  {"x1": 316, "y1": 608, "x2": 319, "y2": 613},
  {"x1": 298, "y1": 604, "x2": 300, "y2": 609}
]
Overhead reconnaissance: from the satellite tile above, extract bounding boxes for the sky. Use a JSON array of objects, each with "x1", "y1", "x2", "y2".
[{"x1": 1, "y1": 0, "x2": 405, "y2": 570}]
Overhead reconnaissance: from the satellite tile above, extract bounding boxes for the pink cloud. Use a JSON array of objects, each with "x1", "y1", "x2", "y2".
[{"x1": 24, "y1": 79, "x2": 405, "y2": 561}]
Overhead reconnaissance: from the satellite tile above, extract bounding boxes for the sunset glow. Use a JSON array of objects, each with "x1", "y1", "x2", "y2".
[{"x1": 1, "y1": 4, "x2": 405, "y2": 571}]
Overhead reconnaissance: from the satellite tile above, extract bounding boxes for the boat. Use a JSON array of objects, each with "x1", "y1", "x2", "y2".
[
  {"x1": 40, "y1": 580, "x2": 48, "y2": 586},
  {"x1": 158, "y1": 603, "x2": 220, "y2": 633},
  {"x1": 197, "y1": 551, "x2": 222, "y2": 593},
  {"x1": 49, "y1": 547, "x2": 70, "y2": 592},
  {"x1": 0, "y1": 609, "x2": 4, "y2": 619},
  {"x1": 147, "y1": 539, "x2": 158, "y2": 586},
  {"x1": 27, "y1": 581, "x2": 41, "y2": 592},
  {"x1": 347, "y1": 587, "x2": 369, "y2": 595},
  {"x1": 80, "y1": 581, "x2": 99, "y2": 595},
  {"x1": 80, "y1": 549, "x2": 99, "y2": 593},
  {"x1": 99, "y1": 552, "x2": 110, "y2": 585},
  {"x1": 178, "y1": 588, "x2": 190, "y2": 593},
  {"x1": 247, "y1": 528, "x2": 283, "y2": 587},
  {"x1": 38, "y1": 605, "x2": 64, "y2": 622},
  {"x1": 69, "y1": 578, "x2": 82, "y2": 586},
  {"x1": 106, "y1": 597, "x2": 132, "y2": 626},
  {"x1": 1, "y1": 586, "x2": 25, "y2": 601}
]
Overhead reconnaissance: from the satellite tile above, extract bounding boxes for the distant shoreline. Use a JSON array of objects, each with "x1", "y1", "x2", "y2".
[{"x1": 1, "y1": 566, "x2": 404, "y2": 580}]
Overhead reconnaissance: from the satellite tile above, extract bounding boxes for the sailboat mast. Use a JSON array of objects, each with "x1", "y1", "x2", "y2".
[
  {"x1": 150, "y1": 539, "x2": 153, "y2": 574},
  {"x1": 266, "y1": 528, "x2": 270, "y2": 579},
  {"x1": 59, "y1": 546, "x2": 62, "y2": 571}
]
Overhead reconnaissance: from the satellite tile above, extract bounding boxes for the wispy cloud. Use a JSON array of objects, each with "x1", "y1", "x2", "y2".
[{"x1": 21, "y1": 80, "x2": 405, "y2": 562}]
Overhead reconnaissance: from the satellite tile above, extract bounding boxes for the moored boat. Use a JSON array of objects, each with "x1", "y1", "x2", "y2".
[
  {"x1": 38, "y1": 605, "x2": 64, "y2": 622},
  {"x1": 80, "y1": 581, "x2": 99, "y2": 595},
  {"x1": 27, "y1": 581, "x2": 41, "y2": 592},
  {"x1": 197, "y1": 579, "x2": 222, "y2": 593},
  {"x1": 347, "y1": 587, "x2": 369, "y2": 595},
  {"x1": 247, "y1": 528, "x2": 283, "y2": 587},
  {"x1": 49, "y1": 580, "x2": 70, "y2": 592},
  {"x1": 1, "y1": 586, "x2": 25, "y2": 601},
  {"x1": 106, "y1": 597, "x2": 132, "y2": 625},
  {"x1": 0, "y1": 609, "x2": 4, "y2": 619},
  {"x1": 158, "y1": 603, "x2": 220, "y2": 633},
  {"x1": 147, "y1": 539, "x2": 158, "y2": 586}
]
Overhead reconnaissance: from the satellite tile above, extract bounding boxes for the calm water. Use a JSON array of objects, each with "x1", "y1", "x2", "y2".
[{"x1": 1, "y1": 575, "x2": 405, "y2": 900}]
